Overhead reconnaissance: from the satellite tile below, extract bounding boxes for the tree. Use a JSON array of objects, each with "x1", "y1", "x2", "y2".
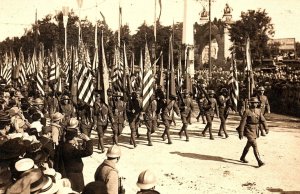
[{"x1": 229, "y1": 9, "x2": 274, "y2": 63}]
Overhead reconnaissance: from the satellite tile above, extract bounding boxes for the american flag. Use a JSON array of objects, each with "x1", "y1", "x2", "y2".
[
  {"x1": 227, "y1": 57, "x2": 239, "y2": 111},
  {"x1": 142, "y1": 42, "x2": 154, "y2": 111},
  {"x1": 18, "y1": 50, "x2": 26, "y2": 86},
  {"x1": 112, "y1": 48, "x2": 123, "y2": 95},
  {"x1": 77, "y1": 63, "x2": 95, "y2": 106},
  {"x1": 2, "y1": 53, "x2": 12, "y2": 84},
  {"x1": 49, "y1": 52, "x2": 60, "y2": 81},
  {"x1": 36, "y1": 71, "x2": 45, "y2": 96},
  {"x1": 27, "y1": 49, "x2": 37, "y2": 76}
]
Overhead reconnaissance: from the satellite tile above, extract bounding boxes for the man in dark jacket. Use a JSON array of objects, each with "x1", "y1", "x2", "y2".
[
  {"x1": 62, "y1": 125, "x2": 93, "y2": 192},
  {"x1": 237, "y1": 97, "x2": 269, "y2": 167},
  {"x1": 126, "y1": 91, "x2": 142, "y2": 148}
]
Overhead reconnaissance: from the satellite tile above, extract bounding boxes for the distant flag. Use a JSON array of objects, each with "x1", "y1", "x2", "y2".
[
  {"x1": 77, "y1": 63, "x2": 95, "y2": 106},
  {"x1": 2, "y1": 53, "x2": 12, "y2": 84},
  {"x1": 36, "y1": 71, "x2": 45, "y2": 96},
  {"x1": 177, "y1": 50, "x2": 182, "y2": 88},
  {"x1": 245, "y1": 36, "x2": 252, "y2": 71},
  {"x1": 85, "y1": 48, "x2": 91, "y2": 70},
  {"x1": 138, "y1": 49, "x2": 143, "y2": 89},
  {"x1": 112, "y1": 48, "x2": 123, "y2": 95},
  {"x1": 101, "y1": 30, "x2": 109, "y2": 104},
  {"x1": 142, "y1": 42, "x2": 154, "y2": 111},
  {"x1": 167, "y1": 35, "x2": 176, "y2": 100},
  {"x1": 70, "y1": 46, "x2": 78, "y2": 104},
  {"x1": 27, "y1": 48, "x2": 37, "y2": 76},
  {"x1": 56, "y1": 77, "x2": 63, "y2": 93},
  {"x1": 49, "y1": 51, "x2": 60, "y2": 81},
  {"x1": 123, "y1": 42, "x2": 130, "y2": 93},
  {"x1": 159, "y1": 53, "x2": 164, "y2": 90},
  {"x1": 18, "y1": 49, "x2": 26, "y2": 86},
  {"x1": 227, "y1": 56, "x2": 239, "y2": 111}
]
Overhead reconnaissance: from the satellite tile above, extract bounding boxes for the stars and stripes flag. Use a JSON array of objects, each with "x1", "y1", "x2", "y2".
[
  {"x1": 142, "y1": 42, "x2": 154, "y2": 111},
  {"x1": 112, "y1": 48, "x2": 123, "y2": 95},
  {"x1": 101, "y1": 31, "x2": 109, "y2": 104},
  {"x1": 18, "y1": 49, "x2": 26, "y2": 86},
  {"x1": 77, "y1": 63, "x2": 95, "y2": 106},
  {"x1": 49, "y1": 52, "x2": 60, "y2": 81},
  {"x1": 1, "y1": 53, "x2": 12, "y2": 84},
  {"x1": 36, "y1": 71, "x2": 45, "y2": 96},
  {"x1": 27, "y1": 48, "x2": 37, "y2": 76},
  {"x1": 227, "y1": 56, "x2": 239, "y2": 111}
]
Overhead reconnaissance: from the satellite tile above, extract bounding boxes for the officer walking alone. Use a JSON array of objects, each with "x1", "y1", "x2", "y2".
[{"x1": 237, "y1": 97, "x2": 269, "y2": 167}]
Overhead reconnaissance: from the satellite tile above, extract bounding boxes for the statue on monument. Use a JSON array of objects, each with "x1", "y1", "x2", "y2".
[
  {"x1": 224, "y1": 3, "x2": 233, "y2": 15},
  {"x1": 201, "y1": 7, "x2": 208, "y2": 18}
]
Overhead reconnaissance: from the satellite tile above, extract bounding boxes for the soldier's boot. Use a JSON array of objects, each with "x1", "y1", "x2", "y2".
[
  {"x1": 166, "y1": 130, "x2": 172, "y2": 144},
  {"x1": 218, "y1": 126, "x2": 223, "y2": 137},
  {"x1": 202, "y1": 125, "x2": 208, "y2": 137},
  {"x1": 202, "y1": 115, "x2": 206, "y2": 124},
  {"x1": 113, "y1": 135, "x2": 119, "y2": 145},
  {"x1": 147, "y1": 132, "x2": 153, "y2": 146},
  {"x1": 131, "y1": 133, "x2": 137, "y2": 148},
  {"x1": 208, "y1": 123, "x2": 214, "y2": 140},
  {"x1": 178, "y1": 129, "x2": 183, "y2": 139},
  {"x1": 223, "y1": 125, "x2": 229, "y2": 138},
  {"x1": 240, "y1": 147, "x2": 249, "y2": 163},
  {"x1": 254, "y1": 149, "x2": 265, "y2": 167},
  {"x1": 184, "y1": 129, "x2": 189, "y2": 142},
  {"x1": 161, "y1": 129, "x2": 166, "y2": 141},
  {"x1": 136, "y1": 129, "x2": 140, "y2": 138},
  {"x1": 98, "y1": 138, "x2": 105, "y2": 153}
]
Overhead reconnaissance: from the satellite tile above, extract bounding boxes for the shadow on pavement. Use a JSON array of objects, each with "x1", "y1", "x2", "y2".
[
  {"x1": 170, "y1": 151, "x2": 257, "y2": 168},
  {"x1": 267, "y1": 188, "x2": 300, "y2": 194}
]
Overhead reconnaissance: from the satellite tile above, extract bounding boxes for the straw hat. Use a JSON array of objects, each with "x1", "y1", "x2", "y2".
[
  {"x1": 15, "y1": 158, "x2": 35, "y2": 172},
  {"x1": 51, "y1": 112, "x2": 64, "y2": 122}
]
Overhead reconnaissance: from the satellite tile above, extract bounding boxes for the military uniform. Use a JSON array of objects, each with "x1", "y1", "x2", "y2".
[
  {"x1": 144, "y1": 96, "x2": 157, "y2": 146},
  {"x1": 94, "y1": 159, "x2": 119, "y2": 194},
  {"x1": 237, "y1": 97, "x2": 269, "y2": 167},
  {"x1": 93, "y1": 100, "x2": 113, "y2": 152},
  {"x1": 217, "y1": 89, "x2": 230, "y2": 138},
  {"x1": 256, "y1": 86, "x2": 271, "y2": 136},
  {"x1": 126, "y1": 93, "x2": 142, "y2": 147},
  {"x1": 111, "y1": 97, "x2": 126, "y2": 145},
  {"x1": 179, "y1": 91, "x2": 195, "y2": 141},
  {"x1": 161, "y1": 97, "x2": 180, "y2": 144},
  {"x1": 201, "y1": 90, "x2": 219, "y2": 140}
]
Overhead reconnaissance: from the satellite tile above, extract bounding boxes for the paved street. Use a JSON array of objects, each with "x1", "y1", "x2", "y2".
[{"x1": 82, "y1": 113, "x2": 300, "y2": 194}]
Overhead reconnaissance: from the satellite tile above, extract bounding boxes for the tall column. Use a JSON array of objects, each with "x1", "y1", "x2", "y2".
[{"x1": 182, "y1": 0, "x2": 195, "y2": 90}]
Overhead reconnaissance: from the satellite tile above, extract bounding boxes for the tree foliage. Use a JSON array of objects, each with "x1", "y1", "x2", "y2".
[{"x1": 229, "y1": 9, "x2": 274, "y2": 62}]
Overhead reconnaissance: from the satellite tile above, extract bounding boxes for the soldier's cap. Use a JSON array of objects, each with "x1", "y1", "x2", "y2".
[
  {"x1": 207, "y1": 90, "x2": 215, "y2": 95},
  {"x1": 257, "y1": 86, "x2": 265, "y2": 91}
]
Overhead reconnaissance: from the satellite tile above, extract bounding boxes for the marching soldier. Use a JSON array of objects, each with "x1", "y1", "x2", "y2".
[
  {"x1": 237, "y1": 97, "x2": 269, "y2": 167},
  {"x1": 178, "y1": 89, "x2": 195, "y2": 142},
  {"x1": 201, "y1": 90, "x2": 219, "y2": 140},
  {"x1": 196, "y1": 92, "x2": 206, "y2": 124},
  {"x1": 256, "y1": 86, "x2": 271, "y2": 136},
  {"x1": 161, "y1": 94, "x2": 180, "y2": 144},
  {"x1": 126, "y1": 91, "x2": 142, "y2": 148},
  {"x1": 111, "y1": 95, "x2": 126, "y2": 145},
  {"x1": 143, "y1": 94, "x2": 157, "y2": 146},
  {"x1": 93, "y1": 94, "x2": 114, "y2": 153},
  {"x1": 60, "y1": 95, "x2": 76, "y2": 127},
  {"x1": 217, "y1": 88, "x2": 230, "y2": 138}
]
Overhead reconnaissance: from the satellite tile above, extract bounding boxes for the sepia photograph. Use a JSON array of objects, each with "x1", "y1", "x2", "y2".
[{"x1": 0, "y1": 0, "x2": 300, "y2": 193}]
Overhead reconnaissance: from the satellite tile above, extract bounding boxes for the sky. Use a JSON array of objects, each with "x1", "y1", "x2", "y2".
[{"x1": 0, "y1": 0, "x2": 299, "y2": 42}]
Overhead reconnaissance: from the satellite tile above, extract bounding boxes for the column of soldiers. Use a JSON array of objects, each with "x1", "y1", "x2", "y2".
[{"x1": 0, "y1": 75, "x2": 272, "y2": 193}]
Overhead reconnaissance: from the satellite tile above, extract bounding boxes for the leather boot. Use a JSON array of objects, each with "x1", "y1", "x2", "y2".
[
  {"x1": 147, "y1": 132, "x2": 153, "y2": 146},
  {"x1": 131, "y1": 133, "x2": 137, "y2": 148},
  {"x1": 99, "y1": 138, "x2": 105, "y2": 153},
  {"x1": 254, "y1": 149, "x2": 265, "y2": 167},
  {"x1": 240, "y1": 147, "x2": 249, "y2": 163}
]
